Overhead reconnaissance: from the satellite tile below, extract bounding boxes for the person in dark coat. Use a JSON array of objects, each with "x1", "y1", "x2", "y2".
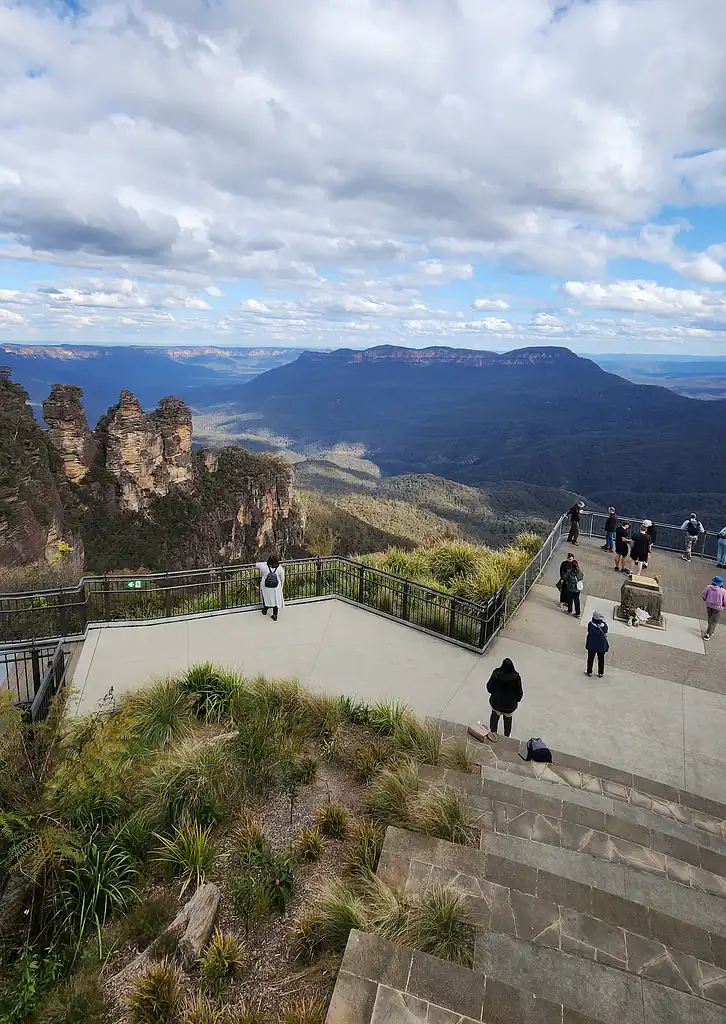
[
  {"x1": 585, "y1": 610, "x2": 609, "y2": 677},
  {"x1": 557, "y1": 552, "x2": 576, "y2": 605},
  {"x1": 642, "y1": 520, "x2": 656, "y2": 569},
  {"x1": 563, "y1": 559, "x2": 584, "y2": 617},
  {"x1": 567, "y1": 501, "x2": 586, "y2": 544},
  {"x1": 485, "y1": 657, "x2": 523, "y2": 741}
]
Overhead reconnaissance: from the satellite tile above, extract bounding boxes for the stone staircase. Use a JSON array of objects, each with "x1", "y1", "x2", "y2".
[{"x1": 326, "y1": 722, "x2": 726, "y2": 1024}]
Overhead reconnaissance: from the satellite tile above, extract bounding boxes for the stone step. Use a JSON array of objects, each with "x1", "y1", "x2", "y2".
[
  {"x1": 419, "y1": 763, "x2": 726, "y2": 882},
  {"x1": 418, "y1": 764, "x2": 726, "y2": 901},
  {"x1": 328, "y1": 928, "x2": 613, "y2": 1024},
  {"x1": 390, "y1": 831, "x2": 726, "y2": 1010},
  {"x1": 431, "y1": 718, "x2": 726, "y2": 832}
]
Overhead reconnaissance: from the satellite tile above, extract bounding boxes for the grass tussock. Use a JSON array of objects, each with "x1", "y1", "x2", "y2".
[
  {"x1": 362, "y1": 762, "x2": 475, "y2": 844},
  {"x1": 293, "y1": 872, "x2": 474, "y2": 967},
  {"x1": 127, "y1": 958, "x2": 185, "y2": 1024},
  {"x1": 358, "y1": 533, "x2": 542, "y2": 602}
]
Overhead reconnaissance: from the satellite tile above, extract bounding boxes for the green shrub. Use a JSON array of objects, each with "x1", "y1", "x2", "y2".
[
  {"x1": 237, "y1": 1003, "x2": 266, "y2": 1024},
  {"x1": 146, "y1": 740, "x2": 233, "y2": 826},
  {"x1": 352, "y1": 741, "x2": 391, "y2": 783},
  {"x1": 114, "y1": 806, "x2": 161, "y2": 860},
  {"x1": 0, "y1": 947, "x2": 64, "y2": 1024},
  {"x1": 369, "y1": 699, "x2": 412, "y2": 736},
  {"x1": 120, "y1": 893, "x2": 178, "y2": 950},
  {"x1": 391, "y1": 718, "x2": 441, "y2": 765},
  {"x1": 31, "y1": 968, "x2": 108, "y2": 1024},
  {"x1": 299, "y1": 690, "x2": 342, "y2": 739},
  {"x1": 235, "y1": 808, "x2": 266, "y2": 857},
  {"x1": 439, "y1": 740, "x2": 476, "y2": 774},
  {"x1": 125, "y1": 677, "x2": 196, "y2": 751},
  {"x1": 199, "y1": 928, "x2": 246, "y2": 992},
  {"x1": 182, "y1": 994, "x2": 228, "y2": 1024},
  {"x1": 155, "y1": 820, "x2": 217, "y2": 895},
  {"x1": 337, "y1": 695, "x2": 373, "y2": 725},
  {"x1": 513, "y1": 531, "x2": 543, "y2": 557},
  {"x1": 291, "y1": 880, "x2": 367, "y2": 962},
  {"x1": 279, "y1": 750, "x2": 318, "y2": 823},
  {"x1": 406, "y1": 884, "x2": 475, "y2": 966},
  {"x1": 361, "y1": 761, "x2": 419, "y2": 827},
  {"x1": 294, "y1": 827, "x2": 326, "y2": 863},
  {"x1": 230, "y1": 872, "x2": 270, "y2": 935},
  {"x1": 180, "y1": 662, "x2": 244, "y2": 722},
  {"x1": 127, "y1": 958, "x2": 184, "y2": 1024},
  {"x1": 425, "y1": 541, "x2": 481, "y2": 587},
  {"x1": 409, "y1": 789, "x2": 475, "y2": 845},
  {"x1": 346, "y1": 821, "x2": 385, "y2": 877},
  {"x1": 279, "y1": 999, "x2": 327, "y2": 1024},
  {"x1": 315, "y1": 804, "x2": 348, "y2": 839},
  {"x1": 54, "y1": 840, "x2": 139, "y2": 956}
]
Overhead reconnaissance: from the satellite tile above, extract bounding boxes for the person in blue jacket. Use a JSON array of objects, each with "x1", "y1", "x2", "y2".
[{"x1": 585, "y1": 610, "x2": 609, "y2": 678}]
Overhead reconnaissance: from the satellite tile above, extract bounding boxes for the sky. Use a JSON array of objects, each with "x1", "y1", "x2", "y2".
[{"x1": 3, "y1": 1, "x2": 726, "y2": 353}]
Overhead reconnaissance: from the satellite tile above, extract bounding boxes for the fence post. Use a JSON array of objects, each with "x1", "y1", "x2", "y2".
[
  {"x1": 58, "y1": 588, "x2": 68, "y2": 637},
  {"x1": 358, "y1": 564, "x2": 365, "y2": 604},
  {"x1": 401, "y1": 583, "x2": 409, "y2": 622},
  {"x1": 31, "y1": 644, "x2": 41, "y2": 696},
  {"x1": 165, "y1": 573, "x2": 173, "y2": 617},
  {"x1": 522, "y1": 567, "x2": 528, "y2": 597},
  {"x1": 448, "y1": 597, "x2": 457, "y2": 638},
  {"x1": 315, "y1": 558, "x2": 323, "y2": 597},
  {"x1": 79, "y1": 582, "x2": 88, "y2": 633},
  {"x1": 220, "y1": 567, "x2": 227, "y2": 610},
  {"x1": 103, "y1": 575, "x2": 111, "y2": 621}
]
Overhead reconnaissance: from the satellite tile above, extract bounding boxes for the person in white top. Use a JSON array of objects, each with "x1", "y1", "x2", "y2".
[
  {"x1": 255, "y1": 554, "x2": 285, "y2": 621},
  {"x1": 680, "y1": 513, "x2": 705, "y2": 562},
  {"x1": 717, "y1": 527, "x2": 726, "y2": 569}
]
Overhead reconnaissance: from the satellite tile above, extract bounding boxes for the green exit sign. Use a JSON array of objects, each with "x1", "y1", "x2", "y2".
[{"x1": 127, "y1": 580, "x2": 143, "y2": 589}]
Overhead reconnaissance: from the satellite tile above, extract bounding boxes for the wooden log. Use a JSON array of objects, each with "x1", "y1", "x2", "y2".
[{"x1": 111, "y1": 882, "x2": 220, "y2": 983}]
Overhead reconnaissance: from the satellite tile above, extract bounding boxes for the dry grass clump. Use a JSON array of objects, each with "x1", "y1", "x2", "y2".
[{"x1": 358, "y1": 533, "x2": 542, "y2": 601}]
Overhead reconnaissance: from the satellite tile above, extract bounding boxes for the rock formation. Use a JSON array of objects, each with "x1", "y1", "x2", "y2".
[
  {"x1": 0, "y1": 370, "x2": 83, "y2": 570},
  {"x1": 0, "y1": 373, "x2": 303, "y2": 573},
  {"x1": 100, "y1": 390, "x2": 192, "y2": 512},
  {"x1": 42, "y1": 384, "x2": 98, "y2": 484}
]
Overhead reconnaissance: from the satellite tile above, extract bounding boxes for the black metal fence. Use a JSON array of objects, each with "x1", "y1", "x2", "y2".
[
  {"x1": 0, "y1": 639, "x2": 69, "y2": 722},
  {"x1": 580, "y1": 511, "x2": 722, "y2": 560},
  {"x1": 0, "y1": 557, "x2": 506, "y2": 652}
]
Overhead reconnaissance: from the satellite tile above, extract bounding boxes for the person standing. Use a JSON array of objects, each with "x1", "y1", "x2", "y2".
[
  {"x1": 681, "y1": 513, "x2": 705, "y2": 561},
  {"x1": 558, "y1": 552, "x2": 576, "y2": 606},
  {"x1": 255, "y1": 553, "x2": 285, "y2": 621},
  {"x1": 642, "y1": 520, "x2": 657, "y2": 570},
  {"x1": 485, "y1": 657, "x2": 523, "y2": 741},
  {"x1": 701, "y1": 576, "x2": 726, "y2": 641},
  {"x1": 717, "y1": 527, "x2": 726, "y2": 568},
  {"x1": 567, "y1": 501, "x2": 586, "y2": 544},
  {"x1": 564, "y1": 559, "x2": 584, "y2": 617},
  {"x1": 614, "y1": 521, "x2": 631, "y2": 573},
  {"x1": 629, "y1": 524, "x2": 652, "y2": 577},
  {"x1": 585, "y1": 611, "x2": 609, "y2": 677},
  {"x1": 602, "y1": 507, "x2": 617, "y2": 551}
]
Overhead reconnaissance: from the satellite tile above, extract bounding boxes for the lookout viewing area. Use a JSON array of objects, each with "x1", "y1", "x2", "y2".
[{"x1": 2, "y1": 510, "x2": 726, "y2": 1024}]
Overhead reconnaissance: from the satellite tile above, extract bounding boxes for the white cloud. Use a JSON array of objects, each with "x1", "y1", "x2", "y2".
[
  {"x1": 0, "y1": 308, "x2": 25, "y2": 325},
  {"x1": 560, "y1": 279, "x2": 726, "y2": 318},
  {"x1": 472, "y1": 298, "x2": 510, "y2": 311},
  {"x1": 478, "y1": 317, "x2": 513, "y2": 332},
  {"x1": 1, "y1": 2, "x2": 726, "y2": 349}
]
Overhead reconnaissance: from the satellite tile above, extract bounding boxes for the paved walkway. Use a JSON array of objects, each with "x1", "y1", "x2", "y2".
[{"x1": 71, "y1": 579, "x2": 726, "y2": 802}]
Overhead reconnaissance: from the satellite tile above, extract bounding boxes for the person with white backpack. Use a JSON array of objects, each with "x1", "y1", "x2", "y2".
[{"x1": 255, "y1": 553, "x2": 285, "y2": 621}]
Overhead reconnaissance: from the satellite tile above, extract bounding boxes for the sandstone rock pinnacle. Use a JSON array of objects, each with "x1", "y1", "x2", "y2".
[{"x1": 43, "y1": 384, "x2": 98, "y2": 484}]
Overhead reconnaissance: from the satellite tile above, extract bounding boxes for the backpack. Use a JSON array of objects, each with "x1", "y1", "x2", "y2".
[
  {"x1": 687, "y1": 520, "x2": 701, "y2": 536},
  {"x1": 264, "y1": 569, "x2": 279, "y2": 589},
  {"x1": 520, "y1": 737, "x2": 552, "y2": 763}
]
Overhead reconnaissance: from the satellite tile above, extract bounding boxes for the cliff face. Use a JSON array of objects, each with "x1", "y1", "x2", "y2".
[
  {"x1": 0, "y1": 371, "x2": 83, "y2": 570},
  {"x1": 1, "y1": 372, "x2": 303, "y2": 574},
  {"x1": 99, "y1": 390, "x2": 193, "y2": 512}
]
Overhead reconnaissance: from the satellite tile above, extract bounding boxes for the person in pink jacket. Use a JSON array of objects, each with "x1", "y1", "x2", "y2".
[{"x1": 702, "y1": 576, "x2": 726, "y2": 641}]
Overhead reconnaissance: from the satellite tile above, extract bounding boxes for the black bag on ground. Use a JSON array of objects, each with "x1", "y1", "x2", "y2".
[
  {"x1": 264, "y1": 569, "x2": 279, "y2": 588},
  {"x1": 520, "y1": 737, "x2": 552, "y2": 763}
]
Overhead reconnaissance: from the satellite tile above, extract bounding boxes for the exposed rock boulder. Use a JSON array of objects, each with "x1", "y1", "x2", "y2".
[{"x1": 42, "y1": 384, "x2": 98, "y2": 484}]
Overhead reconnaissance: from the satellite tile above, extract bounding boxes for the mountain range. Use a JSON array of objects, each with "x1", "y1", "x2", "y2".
[{"x1": 224, "y1": 345, "x2": 726, "y2": 525}]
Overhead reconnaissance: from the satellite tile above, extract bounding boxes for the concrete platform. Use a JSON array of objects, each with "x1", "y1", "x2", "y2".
[{"x1": 69, "y1": 586, "x2": 726, "y2": 803}]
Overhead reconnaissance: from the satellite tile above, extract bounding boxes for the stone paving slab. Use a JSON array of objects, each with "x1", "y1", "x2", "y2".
[
  {"x1": 580, "y1": 593, "x2": 704, "y2": 654},
  {"x1": 402, "y1": 858, "x2": 726, "y2": 1007},
  {"x1": 330, "y1": 930, "x2": 612, "y2": 1024}
]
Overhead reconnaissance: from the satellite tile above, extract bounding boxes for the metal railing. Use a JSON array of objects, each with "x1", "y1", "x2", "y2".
[
  {"x1": 504, "y1": 513, "x2": 569, "y2": 621},
  {"x1": 0, "y1": 557, "x2": 506, "y2": 653},
  {"x1": 0, "y1": 639, "x2": 69, "y2": 722},
  {"x1": 580, "y1": 511, "x2": 722, "y2": 559}
]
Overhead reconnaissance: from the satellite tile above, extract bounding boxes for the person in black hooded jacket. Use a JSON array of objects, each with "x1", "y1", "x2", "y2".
[{"x1": 485, "y1": 657, "x2": 523, "y2": 741}]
